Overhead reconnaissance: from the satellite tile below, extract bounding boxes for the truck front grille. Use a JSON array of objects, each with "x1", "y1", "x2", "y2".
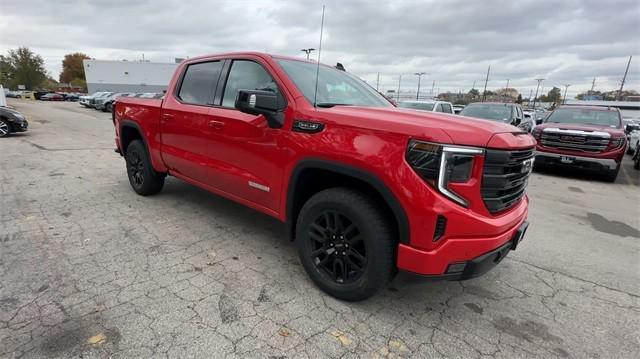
[
  {"x1": 481, "y1": 148, "x2": 535, "y2": 214},
  {"x1": 540, "y1": 128, "x2": 610, "y2": 153}
]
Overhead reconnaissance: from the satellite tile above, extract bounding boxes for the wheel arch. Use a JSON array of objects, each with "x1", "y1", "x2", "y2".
[
  {"x1": 119, "y1": 120, "x2": 147, "y2": 156},
  {"x1": 286, "y1": 159, "x2": 409, "y2": 245}
]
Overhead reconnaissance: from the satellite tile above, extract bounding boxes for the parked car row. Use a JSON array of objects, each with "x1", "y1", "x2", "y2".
[
  {"x1": 6, "y1": 90, "x2": 83, "y2": 101},
  {"x1": 80, "y1": 92, "x2": 164, "y2": 112}
]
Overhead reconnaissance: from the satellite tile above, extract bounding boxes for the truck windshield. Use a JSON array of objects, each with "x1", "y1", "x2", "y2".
[
  {"x1": 460, "y1": 104, "x2": 511, "y2": 121},
  {"x1": 277, "y1": 59, "x2": 391, "y2": 108},
  {"x1": 546, "y1": 108, "x2": 621, "y2": 128},
  {"x1": 398, "y1": 102, "x2": 435, "y2": 111}
]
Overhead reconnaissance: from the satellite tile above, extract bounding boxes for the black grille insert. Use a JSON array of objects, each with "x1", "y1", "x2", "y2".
[
  {"x1": 433, "y1": 215, "x2": 447, "y2": 242},
  {"x1": 482, "y1": 148, "x2": 534, "y2": 214}
]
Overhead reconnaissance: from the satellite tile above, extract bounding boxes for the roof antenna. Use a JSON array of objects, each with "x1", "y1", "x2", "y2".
[{"x1": 313, "y1": 5, "x2": 326, "y2": 108}]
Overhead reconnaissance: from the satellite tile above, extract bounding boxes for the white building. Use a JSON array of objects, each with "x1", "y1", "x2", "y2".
[{"x1": 83, "y1": 60, "x2": 179, "y2": 94}]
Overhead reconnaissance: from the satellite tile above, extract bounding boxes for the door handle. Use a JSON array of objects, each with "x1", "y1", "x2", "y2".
[
  {"x1": 208, "y1": 120, "x2": 225, "y2": 130},
  {"x1": 162, "y1": 113, "x2": 175, "y2": 121}
]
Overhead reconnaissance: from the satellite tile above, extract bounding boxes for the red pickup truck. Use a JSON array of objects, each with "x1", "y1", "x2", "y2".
[
  {"x1": 532, "y1": 105, "x2": 627, "y2": 182},
  {"x1": 114, "y1": 52, "x2": 535, "y2": 300}
]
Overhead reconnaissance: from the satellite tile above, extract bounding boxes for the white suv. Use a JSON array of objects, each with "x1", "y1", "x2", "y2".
[{"x1": 398, "y1": 100, "x2": 454, "y2": 114}]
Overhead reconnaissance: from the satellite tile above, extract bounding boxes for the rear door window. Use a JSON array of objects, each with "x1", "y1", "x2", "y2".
[
  {"x1": 178, "y1": 61, "x2": 223, "y2": 105},
  {"x1": 441, "y1": 103, "x2": 453, "y2": 113}
]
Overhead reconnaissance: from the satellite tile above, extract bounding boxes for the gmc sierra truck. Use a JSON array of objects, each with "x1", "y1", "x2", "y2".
[
  {"x1": 532, "y1": 105, "x2": 627, "y2": 182},
  {"x1": 113, "y1": 52, "x2": 535, "y2": 301}
]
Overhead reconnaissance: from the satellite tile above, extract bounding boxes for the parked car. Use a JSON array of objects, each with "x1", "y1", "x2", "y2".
[
  {"x1": 113, "y1": 52, "x2": 534, "y2": 301},
  {"x1": 532, "y1": 105, "x2": 626, "y2": 182},
  {"x1": 16, "y1": 91, "x2": 36, "y2": 100},
  {"x1": 79, "y1": 92, "x2": 108, "y2": 107},
  {"x1": 0, "y1": 106, "x2": 29, "y2": 137},
  {"x1": 63, "y1": 93, "x2": 81, "y2": 101},
  {"x1": 40, "y1": 93, "x2": 65, "y2": 101},
  {"x1": 460, "y1": 102, "x2": 534, "y2": 132},
  {"x1": 97, "y1": 93, "x2": 132, "y2": 112},
  {"x1": 453, "y1": 105, "x2": 465, "y2": 114},
  {"x1": 91, "y1": 92, "x2": 114, "y2": 109},
  {"x1": 5, "y1": 90, "x2": 21, "y2": 98},
  {"x1": 626, "y1": 124, "x2": 640, "y2": 156},
  {"x1": 524, "y1": 108, "x2": 547, "y2": 126},
  {"x1": 397, "y1": 100, "x2": 454, "y2": 114}
]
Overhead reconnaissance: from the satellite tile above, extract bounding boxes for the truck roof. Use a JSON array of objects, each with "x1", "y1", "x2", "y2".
[
  {"x1": 183, "y1": 51, "x2": 320, "y2": 66},
  {"x1": 558, "y1": 105, "x2": 620, "y2": 112}
]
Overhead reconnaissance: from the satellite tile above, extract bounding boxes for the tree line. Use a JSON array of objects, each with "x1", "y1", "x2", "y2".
[{"x1": 0, "y1": 47, "x2": 90, "y2": 91}]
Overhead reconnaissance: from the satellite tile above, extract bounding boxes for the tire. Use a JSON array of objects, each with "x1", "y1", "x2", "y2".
[
  {"x1": 105, "y1": 103, "x2": 112, "y2": 113},
  {"x1": 634, "y1": 147, "x2": 640, "y2": 170},
  {"x1": 603, "y1": 163, "x2": 620, "y2": 183},
  {"x1": 125, "y1": 140, "x2": 165, "y2": 195},
  {"x1": 0, "y1": 119, "x2": 10, "y2": 138},
  {"x1": 295, "y1": 187, "x2": 396, "y2": 301}
]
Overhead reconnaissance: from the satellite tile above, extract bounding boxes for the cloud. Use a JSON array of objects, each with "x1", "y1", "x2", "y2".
[{"x1": 0, "y1": 0, "x2": 638, "y2": 97}]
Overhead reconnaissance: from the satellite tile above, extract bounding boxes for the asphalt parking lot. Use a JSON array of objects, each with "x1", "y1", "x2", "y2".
[{"x1": 1, "y1": 100, "x2": 639, "y2": 358}]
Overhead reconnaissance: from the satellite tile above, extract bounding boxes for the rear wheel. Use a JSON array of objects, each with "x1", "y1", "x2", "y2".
[
  {"x1": 634, "y1": 145, "x2": 640, "y2": 170},
  {"x1": 125, "y1": 140, "x2": 165, "y2": 195},
  {"x1": 0, "y1": 119, "x2": 10, "y2": 137},
  {"x1": 295, "y1": 188, "x2": 396, "y2": 301}
]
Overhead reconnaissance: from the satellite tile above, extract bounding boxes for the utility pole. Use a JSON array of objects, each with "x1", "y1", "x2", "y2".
[
  {"x1": 431, "y1": 80, "x2": 435, "y2": 96},
  {"x1": 616, "y1": 56, "x2": 632, "y2": 101},
  {"x1": 528, "y1": 89, "x2": 533, "y2": 105},
  {"x1": 503, "y1": 79, "x2": 510, "y2": 101},
  {"x1": 472, "y1": 80, "x2": 476, "y2": 90},
  {"x1": 532, "y1": 78, "x2": 544, "y2": 110},
  {"x1": 590, "y1": 77, "x2": 596, "y2": 93},
  {"x1": 415, "y1": 72, "x2": 426, "y2": 100},
  {"x1": 376, "y1": 72, "x2": 380, "y2": 91},
  {"x1": 562, "y1": 84, "x2": 571, "y2": 104},
  {"x1": 482, "y1": 65, "x2": 490, "y2": 102},
  {"x1": 300, "y1": 48, "x2": 315, "y2": 60},
  {"x1": 397, "y1": 74, "x2": 402, "y2": 102}
]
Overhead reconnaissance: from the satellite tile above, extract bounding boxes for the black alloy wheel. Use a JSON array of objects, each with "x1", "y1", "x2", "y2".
[
  {"x1": 307, "y1": 211, "x2": 367, "y2": 284},
  {"x1": 125, "y1": 140, "x2": 165, "y2": 195},
  {"x1": 296, "y1": 188, "x2": 395, "y2": 301},
  {"x1": 127, "y1": 149, "x2": 145, "y2": 188}
]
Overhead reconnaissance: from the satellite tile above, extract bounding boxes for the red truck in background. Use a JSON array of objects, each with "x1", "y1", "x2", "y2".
[
  {"x1": 532, "y1": 105, "x2": 627, "y2": 182},
  {"x1": 113, "y1": 52, "x2": 535, "y2": 301}
]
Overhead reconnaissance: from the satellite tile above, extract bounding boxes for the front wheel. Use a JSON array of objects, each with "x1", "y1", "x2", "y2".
[
  {"x1": 0, "y1": 119, "x2": 10, "y2": 137},
  {"x1": 295, "y1": 188, "x2": 396, "y2": 301},
  {"x1": 603, "y1": 163, "x2": 620, "y2": 183},
  {"x1": 125, "y1": 140, "x2": 165, "y2": 195}
]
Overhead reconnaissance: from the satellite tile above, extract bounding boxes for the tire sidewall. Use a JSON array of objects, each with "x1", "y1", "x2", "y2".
[
  {"x1": 0, "y1": 119, "x2": 10, "y2": 138},
  {"x1": 296, "y1": 189, "x2": 393, "y2": 300}
]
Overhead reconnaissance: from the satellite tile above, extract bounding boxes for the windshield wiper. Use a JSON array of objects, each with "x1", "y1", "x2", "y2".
[{"x1": 315, "y1": 102, "x2": 352, "y2": 108}]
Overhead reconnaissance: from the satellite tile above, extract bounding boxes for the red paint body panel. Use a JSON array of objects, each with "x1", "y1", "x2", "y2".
[{"x1": 114, "y1": 52, "x2": 533, "y2": 276}]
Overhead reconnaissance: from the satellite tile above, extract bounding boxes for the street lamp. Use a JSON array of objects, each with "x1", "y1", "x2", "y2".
[
  {"x1": 414, "y1": 72, "x2": 427, "y2": 100},
  {"x1": 532, "y1": 78, "x2": 544, "y2": 110},
  {"x1": 300, "y1": 48, "x2": 315, "y2": 60},
  {"x1": 562, "y1": 84, "x2": 571, "y2": 104}
]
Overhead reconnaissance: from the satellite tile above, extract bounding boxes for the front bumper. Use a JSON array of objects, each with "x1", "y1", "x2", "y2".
[
  {"x1": 9, "y1": 119, "x2": 28, "y2": 132},
  {"x1": 535, "y1": 150, "x2": 618, "y2": 170},
  {"x1": 397, "y1": 210, "x2": 528, "y2": 276}
]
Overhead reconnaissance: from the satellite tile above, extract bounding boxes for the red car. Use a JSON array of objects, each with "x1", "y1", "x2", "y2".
[
  {"x1": 532, "y1": 105, "x2": 627, "y2": 182},
  {"x1": 113, "y1": 52, "x2": 535, "y2": 300},
  {"x1": 40, "y1": 93, "x2": 65, "y2": 101}
]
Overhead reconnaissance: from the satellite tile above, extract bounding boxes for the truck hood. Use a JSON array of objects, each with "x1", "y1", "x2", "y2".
[
  {"x1": 321, "y1": 106, "x2": 535, "y2": 148},
  {"x1": 536, "y1": 122, "x2": 625, "y2": 135}
]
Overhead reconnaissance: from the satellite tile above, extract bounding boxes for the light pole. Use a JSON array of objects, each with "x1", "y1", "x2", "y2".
[
  {"x1": 415, "y1": 72, "x2": 427, "y2": 100},
  {"x1": 503, "y1": 79, "x2": 510, "y2": 101},
  {"x1": 562, "y1": 84, "x2": 571, "y2": 104},
  {"x1": 481, "y1": 65, "x2": 490, "y2": 102},
  {"x1": 397, "y1": 74, "x2": 402, "y2": 102},
  {"x1": 300, "y1": 48, "x2": 315, "y2": 60},
  {"x1": 532, "y1": 78, "x2": 544, "y2": 110}
]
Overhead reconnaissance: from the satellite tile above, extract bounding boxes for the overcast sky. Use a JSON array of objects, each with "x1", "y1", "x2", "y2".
[{"x1": 1, "y1": 0, "x2": 638, "y2": 97}]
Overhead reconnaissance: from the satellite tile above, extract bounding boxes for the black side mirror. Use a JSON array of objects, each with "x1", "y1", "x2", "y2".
[
  {"x1": 625, "y1": 124, "x2": 640, "y2": 134},
  {"x1": 235, "y1": 89, "x2": 286, "y2": 128},
  {"x1": 515, "y1": 117, "x2": 522, "y2": 125}
]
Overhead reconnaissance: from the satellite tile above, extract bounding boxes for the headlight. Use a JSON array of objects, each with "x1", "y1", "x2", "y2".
[{"x1": 406, "y1": 140, "x2": 483, "y2": 207}]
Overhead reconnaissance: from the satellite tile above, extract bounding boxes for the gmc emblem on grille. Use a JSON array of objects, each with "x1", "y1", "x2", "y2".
[
  {"x1": 560, "y1": 135, "x2": 586, "y2": 142},
  {"x1": 521, "y1": 158, "x2": 534, "y2": 174}
]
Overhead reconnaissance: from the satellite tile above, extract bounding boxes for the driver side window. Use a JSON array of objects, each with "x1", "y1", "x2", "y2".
[{"x1": 221, "y1": 60, "x2": 278, "y2": 108}]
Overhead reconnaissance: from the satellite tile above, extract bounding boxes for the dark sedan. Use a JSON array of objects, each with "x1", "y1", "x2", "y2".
[{"x1": 0, "y1": 106, "x2": 29, "y2": 137}]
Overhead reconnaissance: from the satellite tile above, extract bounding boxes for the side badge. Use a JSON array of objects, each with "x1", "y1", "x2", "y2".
[{"x1": 292, "y1": 120, "x2": 324, "y2": 134}]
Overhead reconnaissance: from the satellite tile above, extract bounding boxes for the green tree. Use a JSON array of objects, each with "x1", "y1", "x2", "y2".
[
  {"x1": 468, "y1": 89, "x2": 480, "y2": 97},
  {"x1": 40, "y1": 76, "x2": 59, "y2": 90},
  {"x1": 70, "y1": 77, "x2": 87, "y2": 91},
  {"x1": 60, "y1": 52, "x2": 90, "y2": 83},
  {"x1": 0, "y1": 47, "x2": 47, "y2": 90},
  {"x1": 546, "y1": 86, "x2": 562, "y2": 104}
]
